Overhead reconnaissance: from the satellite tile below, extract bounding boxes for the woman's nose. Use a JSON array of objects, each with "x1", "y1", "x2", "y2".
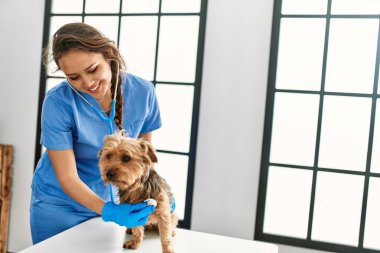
[{"x1": 82, "y1": 76, "x2": 94, "y2": 88}]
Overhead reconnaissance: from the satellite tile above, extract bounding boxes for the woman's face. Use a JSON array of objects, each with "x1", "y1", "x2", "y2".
[{"x1": 58, "y1": 50, "x2": 113, "y2": 102}]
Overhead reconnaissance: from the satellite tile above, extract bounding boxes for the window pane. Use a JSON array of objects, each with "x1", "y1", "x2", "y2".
[
  {"x1": 156, "y1": 16, "x2": 199, "y2": 83},
  {"x1": 325, "y1": 19, "x2": 379, "y2": 94},
  {"x1": 161, "y1": 0, "x2": 201, "y2": 13},
  {"x1": 281, "y1": 0, "x2": 328, "y2": 14},
  {"x1": 85, "y1": 0, "x2": 120, "y2": 13},
  {"x1": 264, "y1": 166, "x2": 313, "y2": 238},
  {"x1": 371, "y1": 100, "x2": 380, "y2": 172},
  {"x1": 119, "y1": 16, "x2": 158, "y2": 81},
  {"x1": 153, "y1": 84, "x2": 194, "y2": 153},
  {"x1": 155, "y1": 153, "x2": 188, "y2": 220},
  {"x1": 52, "y1": 0, "x2": 83, "y2": 13},
  {"x1": 46, "y1": 78, "x2": 65, "y2": 92},
  {"x1": 312, "y1": 171, "x2": 364, "y2": 246},
  {"x1": 332, "y1": 0, "x2": 380, "y2": 15},
  {"x1": 318, "y1": 96, "x2": 371, "y2": 171},
  {"x1": 270, "y1": 92, "x2": 319, "y2": 166},
  {"x1": 364, "y1": 177, "x2": 380, "y2": 250},
  {"x1": 49, "y1": 16, "x2": 83, "y2": 39},
  {"x1": 122, "y1": 0, "x2": 159, "y2": 13},
  {"x1": 276, "y1": 18, "x2": 325, "y2": 91},
  {"x1": 84, "y1": 16, "x2": 119, "y2": 43},
  {"x1": 48, "y1": 16, "x2": 82, "y2": 77},
  {"x1": 41, "y1": 145, "x2": 46, "y2": 156}
]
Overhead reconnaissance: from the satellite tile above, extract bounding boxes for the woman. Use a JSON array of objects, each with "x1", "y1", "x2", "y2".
[{"x1": 30, "y1": 22, "x2": 160, "y2": 244}]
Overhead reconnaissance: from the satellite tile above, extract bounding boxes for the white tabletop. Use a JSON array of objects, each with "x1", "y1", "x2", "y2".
[{"x1": 19, "y1": 217, "x2": 278, "y2": 253}]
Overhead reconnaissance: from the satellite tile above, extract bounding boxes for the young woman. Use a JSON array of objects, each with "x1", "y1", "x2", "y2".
[{"x1": 30, "y1": 22, "x2": 161, "y2": 244}]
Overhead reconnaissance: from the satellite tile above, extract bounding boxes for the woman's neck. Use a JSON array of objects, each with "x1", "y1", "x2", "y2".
[{"x1": 98, "y1": 94, "x2": 113, "y2": 113}]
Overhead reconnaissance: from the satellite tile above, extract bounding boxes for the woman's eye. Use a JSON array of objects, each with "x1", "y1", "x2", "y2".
[
  {"x1": 89, "y1": 67, "x2": 97, "y2": 73},
  {"x1": 70, "y1": 76, "x2": 79, "y2": 81},
  {"x1": 122, "y1": 156, "x2": 131, "y2": 163},
  {"x1": 106, "y1": 154, "x2": 112, "y2": 160}
]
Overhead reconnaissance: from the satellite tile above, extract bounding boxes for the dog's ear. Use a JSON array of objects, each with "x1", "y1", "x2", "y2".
[{"x1": 140, "y1": 139, "x2": 158, "y2": 163}]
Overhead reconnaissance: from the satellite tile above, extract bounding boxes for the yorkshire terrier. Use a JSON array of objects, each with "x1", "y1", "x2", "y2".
[{"x1": 99, "y1": 133, "x2": 178, "y2": 253}]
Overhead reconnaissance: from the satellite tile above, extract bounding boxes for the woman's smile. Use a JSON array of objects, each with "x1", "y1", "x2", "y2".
[{"x1": 88, "y1": 81, "x2": 101, "y2": 93}]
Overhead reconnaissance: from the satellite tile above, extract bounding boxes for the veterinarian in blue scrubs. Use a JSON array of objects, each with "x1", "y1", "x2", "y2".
[{"x1": 30, "y1": 23, "x2": 160, "y2": 244}]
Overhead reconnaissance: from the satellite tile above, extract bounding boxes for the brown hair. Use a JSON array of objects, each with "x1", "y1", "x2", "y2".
[{"x1": 43, "y1": 22, "x2": 125, "y2": 131}]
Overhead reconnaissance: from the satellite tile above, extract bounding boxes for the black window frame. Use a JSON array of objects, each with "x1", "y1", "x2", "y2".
[{"x1": 255, "y1": 0, "x2": 380, "y2": 252}]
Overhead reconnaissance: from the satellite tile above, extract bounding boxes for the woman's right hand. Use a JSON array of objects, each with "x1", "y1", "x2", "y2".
[{"x1": 101, "y1": 201, "x2": 155, "y2": 227}]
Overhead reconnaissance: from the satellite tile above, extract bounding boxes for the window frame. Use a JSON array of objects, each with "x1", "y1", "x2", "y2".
[
  {"x1": 34, "y1": 0, "x2": 208, "y2": 229},
  {"x1": 255, "y1": 0, "x2": 380, "y2": 252}
]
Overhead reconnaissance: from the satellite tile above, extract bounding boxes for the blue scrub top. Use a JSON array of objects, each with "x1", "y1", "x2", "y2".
[{"x1": 31, "y1": 73, "x2": 161, "y2": 212}]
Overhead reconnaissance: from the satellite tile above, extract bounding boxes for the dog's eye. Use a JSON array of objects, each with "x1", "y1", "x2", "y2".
[
  {"x1": 122, "y1": 156, "x2": 131, "y2": 163},
  {"x1": 106, "y1": 154, "x2": 112, "y2": 160}
]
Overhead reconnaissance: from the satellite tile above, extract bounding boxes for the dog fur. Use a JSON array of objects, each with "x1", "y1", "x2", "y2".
[{"x1": 99, "y1": 133, "x2": 178, "y2": 253}]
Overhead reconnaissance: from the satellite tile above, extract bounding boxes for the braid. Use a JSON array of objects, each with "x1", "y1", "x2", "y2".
[
  {"x1": 114, "y1": 78, "x2": 123, "y2": 131},
  {"x1": 111, "y1": 61, "x2": 124, "y2": 132}
]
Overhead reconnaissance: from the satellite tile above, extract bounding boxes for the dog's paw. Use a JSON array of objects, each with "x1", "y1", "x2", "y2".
[
  {"x1": 123, "y1": 239, "x2": 140, "y2": 249},
  {"x1": 163, "y1": 247, "x2": 175, "y2": 253},
  {"x1": 126, "y1": 228, "x2": 132, "y2": 234}
]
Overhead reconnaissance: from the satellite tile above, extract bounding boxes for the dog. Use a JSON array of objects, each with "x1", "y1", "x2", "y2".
[{"x1": 99, "y1": 133, "x2": 178, "y2": 253}]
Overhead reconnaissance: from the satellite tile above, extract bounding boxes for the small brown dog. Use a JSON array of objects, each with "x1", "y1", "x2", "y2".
[{"x1": 99, "y1": 133, "x2": 178, "y2": 253}]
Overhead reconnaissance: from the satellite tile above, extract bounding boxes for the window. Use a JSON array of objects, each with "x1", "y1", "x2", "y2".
[
  {"x1": 35, "y1": 0, "x2": 208, "y2": 228},
  {"x1": 255, "y1": 0, "x2": 380, "y2": 252}
]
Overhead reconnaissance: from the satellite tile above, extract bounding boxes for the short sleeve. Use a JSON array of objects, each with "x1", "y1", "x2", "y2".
[
  {"x1": 140, "y1": 84, "x2": 162, "y2": 134},
  {"x1": 40, "y1": 95, "x2": 73, "y2": 150}
]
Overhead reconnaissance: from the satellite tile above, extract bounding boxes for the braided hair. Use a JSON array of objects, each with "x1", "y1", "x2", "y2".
[{"x1": 43, "y1": 22, "x2": 126, "y2": 131}]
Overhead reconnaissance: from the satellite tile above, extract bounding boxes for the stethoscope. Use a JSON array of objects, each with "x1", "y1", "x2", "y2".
[
  {"x1": 66, "y1": 59, "x2": 120, "y2": 135},
  {"x1": 66, "y1": 59, "x2": 120, "y2": 203}
]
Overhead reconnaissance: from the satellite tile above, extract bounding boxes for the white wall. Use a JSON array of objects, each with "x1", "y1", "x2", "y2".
[
  {"x1": 192, "y1": 0, "x2": 273, "y2": 239},
  {"x1": 0, "y1": 0, "x2": 331, "y2": 253},
  {"x1": 0, "y1": 0, "x2": 45, "y2": 252}
]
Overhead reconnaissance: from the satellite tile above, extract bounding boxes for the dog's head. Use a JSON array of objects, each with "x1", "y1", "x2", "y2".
[{"x1": 99, "y1": 133, "x2": 158, "y2": 189}]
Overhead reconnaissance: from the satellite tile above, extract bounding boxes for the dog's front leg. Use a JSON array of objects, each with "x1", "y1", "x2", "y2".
[
  {"x1": 123, "y1": 226, "x2": 144, "y2": 249},
  {"x1": 158, "y1": 213, "x2": 175, "y2": 253}
]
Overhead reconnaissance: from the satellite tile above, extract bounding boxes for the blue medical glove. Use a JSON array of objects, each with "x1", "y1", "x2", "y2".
[
  {"x1": 102, "y1": 201, "x2": 155, "y2": 228},
  {"x1": 171, "y1": 197, "x2": 176, "y2": 213}
]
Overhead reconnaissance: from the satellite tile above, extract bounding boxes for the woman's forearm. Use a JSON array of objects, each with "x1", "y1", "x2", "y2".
[
  {"x1": 60, "y1": 175, "x2": 106, "y2": 215},
  {"x1": 48, "y1": 149, "x2": 106, "y2": 215}
]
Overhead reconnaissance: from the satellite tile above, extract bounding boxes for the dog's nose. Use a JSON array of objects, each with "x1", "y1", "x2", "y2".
[{"x1": 106, "y1": 169, "x2": 116, "y2": 180}]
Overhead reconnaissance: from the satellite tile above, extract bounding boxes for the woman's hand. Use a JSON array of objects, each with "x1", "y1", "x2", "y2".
[{"x1": 102, "y1": 201, "x2": 155, "y2": 227}]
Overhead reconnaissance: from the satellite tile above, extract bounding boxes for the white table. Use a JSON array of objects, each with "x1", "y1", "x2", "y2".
[{"x1": 19, "y1": 217, "x2": 278, "y2": 253}]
